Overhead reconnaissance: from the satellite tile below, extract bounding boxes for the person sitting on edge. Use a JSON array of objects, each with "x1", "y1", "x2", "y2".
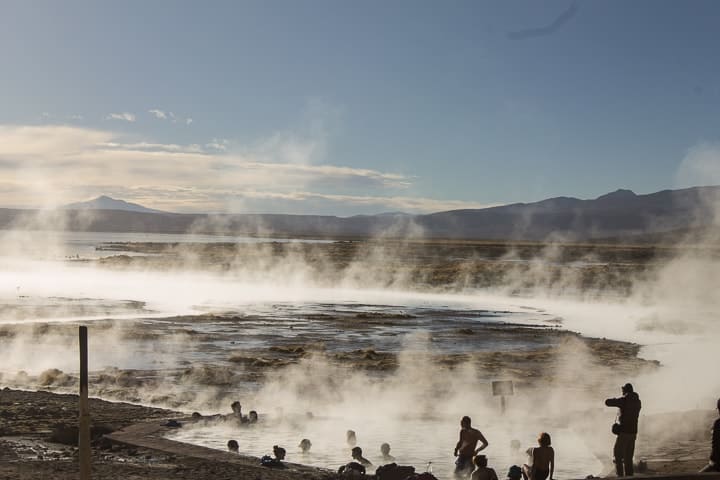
[
  {"x1": 471, "y1": 455, "x2": 498, "y2": 480},
  {"x1": 299, "y1": 438, "x2": 312, "y2": 453},
  {"x1": 227, "y1": 439, "x2": 239, "y2": 453},
  {"x1": 605, "y1": 383, "x2": 641, "y2": 477},
  {"x1": 454, "y1": 416, "x2": 489, "y2": 478},
  {"x1": 700, "y1": 397, "x2": 720, "y2": 472},
  {"x1": 522, "y1": 433, "x2": 554, "y2": 480},
  {"x1": 347, "y1": 430, "x2": 357, "y2": 446},
  {"x1": 273, "y1": 445, "x2": 286, "y2": 461},
  {"x1": 351, "y1": 446, "x2": 373, "y2": 467},
  {"x1": 260, "y1": 445, "x2": 287, "y2": 468},
  {"x1": 380, "y1": 442, "x2": 396, "y2": 462},
  {"x1": 507, "y1": 465, "x2": 523, "y2": 480}
]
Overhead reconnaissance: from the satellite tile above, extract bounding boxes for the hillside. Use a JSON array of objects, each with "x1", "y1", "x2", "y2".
[{"x1": 1, "y1": 186, "x2": 718, "y2": 243}]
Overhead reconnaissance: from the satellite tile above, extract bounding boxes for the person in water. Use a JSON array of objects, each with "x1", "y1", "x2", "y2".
[
  {"x1": 227, "y1": 439, "x2": 239, "y2": 453},
  {"x1": 351, "y1": 446, "x2": 373, "y2": 467},
  {"x1": 248, "y1": 410, "x2": 258, "y2": 423},
  {"x1": 347, "y1": 430, "x2": 357, "y2": 446},
  {"x1": 700, "y1": 397, "x2": 720, "y2": 472},
  {"x1": 522, "y1": 432, "x2": 554, "y2": 480},
  {"x1": 230, "y1": 401, "x2": 249, "y2": 423},
  {"x1": 380, "y1": 442, "x2": 395, "y2": 462},
  {"x1": 471, "y1": 455, "x2": 498, "y2": 480},
  {"x1": 299, "y1": 438, "x2": 312, "y2": 453},
  {"x1": 605, "y1": 383, "x2": 641, "y2": 476},
  {"x1": 454, "y1": 416, "x2": 489, "y2": 478},
  {"x1": 510, "y1": 440, "x2": 527, "y2": 466}
]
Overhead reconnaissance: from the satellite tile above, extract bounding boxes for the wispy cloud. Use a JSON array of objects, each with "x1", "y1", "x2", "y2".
[
  {"x1": 186, "y1": 118, "x2": 193, "y2": 125},
  {"x1": 0, "y1": 124, "x2": 483, "y2": 215},
  {"x1": 105, "y1": 112, "x2": 136, "y2": 122},
  {"x1": 148, "y1": 109, "x2": 167, "y2": 119}
]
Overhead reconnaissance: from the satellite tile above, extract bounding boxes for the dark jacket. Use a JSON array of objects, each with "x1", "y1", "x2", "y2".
[
  {"x1": 605, "y1": 391, "x2": 641, "y2": 434},
  {"x1": 711, "y1": 417, "x2": 720, "y2": 463}
]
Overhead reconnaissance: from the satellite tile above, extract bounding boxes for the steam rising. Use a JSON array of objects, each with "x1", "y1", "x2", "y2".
[{"x1": 1, "y1": 155, "x2": 719, "y2": 477}]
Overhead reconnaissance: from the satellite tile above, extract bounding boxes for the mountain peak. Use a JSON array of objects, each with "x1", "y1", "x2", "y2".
[
  {"x1": 596, "y1": 189, "x2": 637, "y2": 201},
  {"x1": 62, "y1": 196, "x2": 166, "y2": 214}
]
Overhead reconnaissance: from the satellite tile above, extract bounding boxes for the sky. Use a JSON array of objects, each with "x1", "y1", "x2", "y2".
[{"x1": 1, "y1": 0, "x2": 720, "y2": 215}]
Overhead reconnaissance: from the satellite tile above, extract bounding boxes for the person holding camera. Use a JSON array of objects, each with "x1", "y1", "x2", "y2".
[{"x1": 605, "y1": 383, "x2": 641, "y2": 476}]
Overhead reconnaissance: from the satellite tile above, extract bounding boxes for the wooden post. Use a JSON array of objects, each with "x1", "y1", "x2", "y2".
[{"x1": 79, "y1": 326, "x2": 91, "y2": 479}]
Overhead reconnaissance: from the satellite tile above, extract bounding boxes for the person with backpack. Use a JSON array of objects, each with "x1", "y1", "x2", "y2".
[{"x1": 605, "y1": 383, "x2": 641, "y2": 476}]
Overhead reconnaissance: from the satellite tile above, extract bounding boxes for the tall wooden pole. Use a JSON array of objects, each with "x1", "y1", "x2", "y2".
[{"x1": 79, "y1": 326, "x2": 91, "y2": 479}]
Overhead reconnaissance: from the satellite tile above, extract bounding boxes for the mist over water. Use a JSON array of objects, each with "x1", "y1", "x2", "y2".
[{"x1": 1, "y1": 228, "x2": 719, "y2": 478}]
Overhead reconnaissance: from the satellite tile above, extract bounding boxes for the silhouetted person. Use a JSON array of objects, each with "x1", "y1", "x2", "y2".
[
  {"x1": 273, "y1": 445, "x2": 286, "y2": 460},
  {"x1": 260, "y1": 445, "x2": 287, "y2": 468},
  {"x1": 351, "y1": 446, "x2": 373, "y2": 467},
  {"x1": 605, "y1": 383, "x2": 641, "y2": 476},
  {"x1": 300, "y1": 438, "x2": 312, "y2": 453},
  {"x1": 522, "y1": 433, "x2": 554, "y2": 480},
  {"x1": 454, "y1": 416, "x2": 489, "y2": 478},
  {"x1": 507, "y1": 465, "x2": 523, "y2": 480},
  {"x1": 700, "y1": 397, "x2": 720, "y2": 472},
  {"x1": 227, "y1": 439, "x2": 239, "y2": 452},
  {"x1": 471, "y1": 454, "x2": 498, "y2": 480},
  {"x1": 347, "y1": 430, "x2": 357, "y2": 446},
  {"x1": 380, "y1": 442, "x2": 395, "y2": 462}
]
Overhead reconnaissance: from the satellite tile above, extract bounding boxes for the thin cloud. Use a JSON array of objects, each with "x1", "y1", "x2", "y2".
[
  {"x1": 186, "y1": 118, "x2": 193, "y2": 125},
  {"x1": 106, "y1": 112, "x2": 136, "y2": 122},
  {"x1": 148, "y1": 109, "x2": 167, "y2": 119},
  {"x1": 0, "y1": 124, "x2": 429, "y2": 214}
]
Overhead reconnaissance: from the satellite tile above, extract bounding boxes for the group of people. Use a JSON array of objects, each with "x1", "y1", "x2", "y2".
[
  {"x1": 221, "y1": 386, "x2": 720, "y2": 478},
  {"x1": 453, "y1": 415, "x2": 553, "y2": 480}
]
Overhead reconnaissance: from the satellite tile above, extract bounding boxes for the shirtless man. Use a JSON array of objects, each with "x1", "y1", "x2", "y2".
[{"x1": 454, "y1": 416, "x2": 489, "y2": 478}]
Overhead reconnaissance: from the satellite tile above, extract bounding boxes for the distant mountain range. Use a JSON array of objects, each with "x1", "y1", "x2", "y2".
[{"x1": 1, "y1": 186, "x2": 719, "y2": 243}]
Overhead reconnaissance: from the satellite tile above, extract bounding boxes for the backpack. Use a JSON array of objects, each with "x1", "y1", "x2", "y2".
[{"x1": 339, "y1": 461, "x2": 367, "y2": 477}]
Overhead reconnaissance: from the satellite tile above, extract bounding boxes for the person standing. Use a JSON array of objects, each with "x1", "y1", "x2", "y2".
[
  {"x1": 700, "y1": 397, "x2": 720, "y2": 473},
  {"x1": 454, "y1": 416, "x2": 489, "y2": 478},
  {"x1": 605, "y1": 383, "x2": 641, "y2": 476}
]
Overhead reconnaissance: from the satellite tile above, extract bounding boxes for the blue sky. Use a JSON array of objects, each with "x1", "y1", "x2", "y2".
[{"x1": 1, "y1": 0, "x2": 719, "y2": 215}]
